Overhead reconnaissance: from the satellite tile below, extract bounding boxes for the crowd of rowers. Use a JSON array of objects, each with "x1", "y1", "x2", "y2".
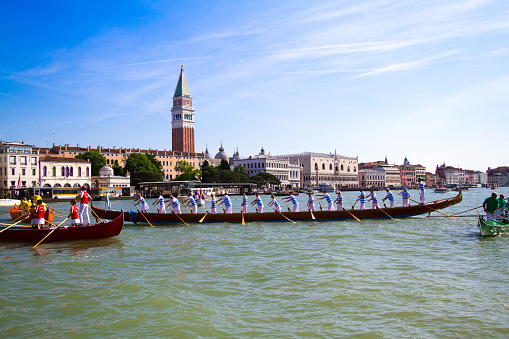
[
  {"x1": 133, "y1": 183, "x2": 428, "y2": 215},
  {"x1": 17, "y1": 185, "x2": 93, "y2": 229}
]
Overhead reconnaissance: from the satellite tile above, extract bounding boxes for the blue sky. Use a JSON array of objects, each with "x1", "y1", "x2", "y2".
[{"x1": 1, "y1": 0, "x2": 508, "y2": 172}]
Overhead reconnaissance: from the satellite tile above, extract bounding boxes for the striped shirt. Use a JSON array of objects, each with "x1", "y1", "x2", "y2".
[
  {"x1": 337, "y1": 195, "x2": 343, "y2": 206},
  {"x1": 401, "y1": 191, "x2": 410, "y2": 199},
  {"x1": 369, "y1": 192, "x2": 378, "y2": 204},
  {"x1": 211, "y1": 197, "x2": 216, "y2": 208},
  {"x1": 189, "y1": 197, "x2": 196, "y2": 206},
  {"x1": 223, "y1": 196, "x2": 231, "y2": 207},
  {"x1": 419, "y1": 182, "x2": 425, "y2": 191},
  {"x1": 255, "y1": 196, "x2": 263, "y2": 207},
  {"x1": 171, "y1": 198, "x2": 180, "y2": 207},
  {"x1": 308, "y1": 196, "x2": 314, "y2": 204},
  {"x1": 289, "y1": 195, "x2": 297, "y2": 205},
  {"x1": 386, "y1": 191, "x2": 394, "y2": 202},
  {"x1": 359, "y1": 192, "x2": 366, "y2": 204},
  {"x1": 271, "y1": 198, "x2": 280, "y2": 207},
  {"x1": 157, "y1": 196, "x2": 164, "y2": 205},
  {"x1": 324, "y1": 193, "x2": 332, "y2": 203}
]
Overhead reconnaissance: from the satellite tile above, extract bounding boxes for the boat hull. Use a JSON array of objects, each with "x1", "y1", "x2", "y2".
[
  {"x1": 0, "y1": 211, "x2": 124, "y2": 243},
  {"x1": 91, "y1": 192, "x2": 462, "y2": 224},
  {"x1": 478, "y1": 216, "x2": 509, "y2": 236}
]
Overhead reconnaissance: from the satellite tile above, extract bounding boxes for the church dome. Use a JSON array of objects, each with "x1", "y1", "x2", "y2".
[
  {"x1": 214, "y1": 144, "x2": 229, "y2": 160},
  {"x1": 99, "y1": 165, "x2": 114, "y2": 177}
]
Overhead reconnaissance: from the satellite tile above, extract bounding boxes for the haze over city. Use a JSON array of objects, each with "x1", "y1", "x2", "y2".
[{"x1": 2, "y1": 0, "x2": 508, "y2": 172}]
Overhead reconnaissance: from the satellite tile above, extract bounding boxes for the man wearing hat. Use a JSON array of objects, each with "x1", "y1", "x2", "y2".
[
  {"x1": 79, "y1": 186, "x2": 91, "y2": 226},
  {"x1": 382, "y1": 188, "x2": 395, "y2": 208},
  {"x1": 398, "y1": 188, "x2": 410, "y2": 207}
]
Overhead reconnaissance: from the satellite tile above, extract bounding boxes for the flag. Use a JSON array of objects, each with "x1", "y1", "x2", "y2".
[{"x1": 105, "y1": 194, "x2": 111, "y2": 210}]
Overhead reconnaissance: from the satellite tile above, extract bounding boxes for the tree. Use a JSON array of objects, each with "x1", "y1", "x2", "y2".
[
  {"x1": 250, "y1": 172, "x2": 281, "y2": 188},
  {"x1": 124, "y1": 153, "x2": 163, "y2": 186},
  {"x1": 75, "y1": 151, "x2": 106, "y2": 176},
  {"x1": 174, "y1": 160, "x2": 201, "y2": 181},
  {"x1": 112, "y1": 165, "x2": 124, "y2": 176},
  {"x1": 233, "y1": 165, "x2": 246, "y2": 175},
  {"x1": 219, "y1": 159, "x2": 230, "y2": 171}
]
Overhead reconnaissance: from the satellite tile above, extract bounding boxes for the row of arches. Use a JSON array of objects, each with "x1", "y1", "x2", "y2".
[
  {"x1": 315, "y1": 163, "x2": 357, "y2": 172},
  {"x1": 42, "y1": 183, "x2": 89, "y2": 188}
]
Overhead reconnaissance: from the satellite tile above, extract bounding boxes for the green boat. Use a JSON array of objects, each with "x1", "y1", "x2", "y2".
[{"x1": 477, "y1": 216, "x2": 509, "y2": 236}]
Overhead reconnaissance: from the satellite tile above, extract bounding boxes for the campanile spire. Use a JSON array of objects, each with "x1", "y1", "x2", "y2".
[{"x1": 171, "y1": 65, "x2": 195, "y2": 153}]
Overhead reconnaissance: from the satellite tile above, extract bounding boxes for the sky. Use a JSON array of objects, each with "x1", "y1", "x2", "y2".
[{"x1": 1, "y1": 0, "x2": 508, "y2": 172}]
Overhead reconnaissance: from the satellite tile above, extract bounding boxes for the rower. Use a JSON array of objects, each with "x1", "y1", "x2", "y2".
[
  {"x1": 419, "y1": 181, "x2": 426, "y2": 204},
  {"x1": 241, "y1": 192, "x2": 248, "y2": 214},
  {"x1": 334, "y1": 190, "x2": 344, "y2": 211},
  {"x1": 183, "y1": 192, "x2": 198, "y2": 214},
  {"x1": 210, "y1": 193, "x2": 217, "y2": 214},
  {"x1": 382, "y1": 188, "x2": 395, "y2": 208},
  {"x1": 33, "y1": 199, "x2": 46, "y2": 229},
  {"x1": 307, "y1": 192, "x2": 315, "y2": 212},
  {"x1": 317, "y1": 190, "x2": 334, "y2": 211},
  {"x1": 79, "y1": 186, "x2": 92, "y2": 225},
  {"x1": 217, "y1": 193, "x2": 232, "y2": 214},
  {"x1": 251, "y1": 192, "x2": 264, "y2": 213},
  {"x1": 398, "y1": 188, "x2": 411, "y2": 207},
  {"x1": 133, "y1": 193, "x2": 150, "y2": 214},
  {"x1": 268, "y1": 194, "x2": 281, "y2": 213},
  {"x1": 166, "y1": 195, "x2": 181, "y2": 214},
  {"x1": 152, "y1": 192, "x2": 166, "y2": 214},
  {"x1": 282, "y1": 193, "x2": 299, "y2": 212},
  {"x1": 68, "y1": 199, "x2": 80, "y2": 227},
  {"x1": 366, "y1": 188, "x2": 379, "y2": 209}
]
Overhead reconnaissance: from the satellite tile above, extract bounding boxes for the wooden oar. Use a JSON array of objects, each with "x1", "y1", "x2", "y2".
[
  {"x1": 270, "y1": 206, "x2": 294, "y2": 223},
  {"x1": 50, "y1": 207, "x2": 68, "y2": 215},
  {"x1": 132, "y1": 203, "x2": 154, "y2": 227},
  {"x1": 351, "y1": 198, "x2": 359, "y2": 210},
  {"x1": 168, "y1": 207, "x2": 189, "y2": 227},
  {"x1": 345, "y1": 209, "x2": 361, "y2": 222},
  {"x1": 309, "y1": 208, "x2": 316, "y2": 220},
  {"x1": 241, "y1": 210, "x2": 245, "y2": 225},
  {"x1": 449, "y1": 207, "x2": 478, "y2": 216},
  {"x1": 89, "y1": 205, "x2": 104, "y2": 223},
  {"x1": 33, "y1": 217, "x2": 69, "y2": 248},
  {"x1": 0, "y1": 222, "x2": 31, "y2": 227},
  {"x1": 317, "y1": 198, "x2": 323, "y2": 211},
  {"x1": 409, "y1": 197, "x2": 455, "y2": 220},
  {"x1": 199, "y1": 207, "x2": 213, "y2": 223},
  {"x1": 379, "y1": 207, "x2": 396, "y2": 220},
  {"x1": 282, "y1": 200, "x2": 291, "y2": 212},
  {"x1": 218, "y1": 204, "x2": 226, "y2": 213},
  {"x1": 0, "y1": 215, "x2": 30, "y2": 234}
]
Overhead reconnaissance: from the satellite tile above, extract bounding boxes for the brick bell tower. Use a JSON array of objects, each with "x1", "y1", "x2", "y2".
[{"x1": 171, "y1": 65, "x2": 195, "y2": 153}]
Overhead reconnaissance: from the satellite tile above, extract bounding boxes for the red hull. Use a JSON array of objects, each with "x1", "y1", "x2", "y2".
[{"x1": 0, "y1": 211, "x2": 124, "y2": 243}]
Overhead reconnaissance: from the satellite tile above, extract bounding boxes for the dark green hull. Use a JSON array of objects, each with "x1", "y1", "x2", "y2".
[{"x1": 478, "y1": 216, "x2": 509, "y2": 236}]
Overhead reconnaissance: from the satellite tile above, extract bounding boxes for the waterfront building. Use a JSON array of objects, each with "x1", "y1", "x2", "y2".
[
  {"x1": 277, "y1": 152, "x2": 358, "y2": 188},
  {"x1": 426, "y1": 172, "x2": 437, "y2": 187},
  {"x1": 0, "y1": 141, "x2": 40, "y2": 196},
  {"x1": 359, "y1": 159, "x2": 401, "y2": 188},
  {"x1": 487, "y1": 166, "x2": 509, "y2": 186},
  {"x1": 358, "y1": 168, "x2": 385, "y2": 188},
  {"x1": 465, "y1": 170, "x2": 488, "y2": 186},
  {"x1": 91, "y1": 165, "x2": 132, "y2": 197},
  {"x1": 233, "y1": 147, "x2": 302, "y2": 188},
  {"x1": 39, "y1": 156, "x2": 91, "y2": 189},
  {"x1": 398, "y1": 157, "x2": 416, "y2": 186},
  {"x1": 435, "y1": 163, "x2": 465, "y2": 186}
]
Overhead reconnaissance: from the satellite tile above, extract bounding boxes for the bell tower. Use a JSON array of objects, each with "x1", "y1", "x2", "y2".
[{"x1": 171, "y1": 65, "x2": 195, "y2": 153}]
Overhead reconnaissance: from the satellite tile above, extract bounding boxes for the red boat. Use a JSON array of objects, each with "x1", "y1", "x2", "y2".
[
  {"x1": 9, "y1": 205, "x2": 55, "y2": 224},
  {"x1": 0, "y1": 211, "x2": 124, "y2": 243}
]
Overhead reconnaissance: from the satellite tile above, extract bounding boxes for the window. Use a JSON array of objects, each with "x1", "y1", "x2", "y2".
[
  {"x1": 61, "y1": 167, "x2": 65, "y2": 176},
  {"x1": 22, "y1": 181, "x2": 26, "y2": 186},
  {"x1": 43, "y1": 166, "x2": 47, "y2": 177},
  {"x1": 22, "y1": 168, "x2": 26, "y2": 175},
  {"x1": 52, "y1": 166, "x2": 56, "y2": 176},
  {"x1": 32, "y1": 168, "x2": 36, "y2": 175},
  {"x1": 9, "y1": 156, "x2": 16, "y2": 165},
  {"x1": 20, "y1": 156, "x2": 27, "y2": 165},
  {"x1": 330, "y1": 164, "x2": 332, "y2": 170},
  {"x1": 86, "y1": 168, "x2": 90, "y2": 177},
  {"x1": 70, "y1": 167, "x2": 73, "y2": 176},
  {"x1": 78, "y1": 167, "x2": 81, "y2": 177},
  {"x1": 11, "y1": 168, "x2": 15, "y2": 175},
  {"x1": 341, "y1": 164, "x2": 344, "y2": 171},
  {"x1": 322, "y1": 164, "x2": 325, "y2": 170}
]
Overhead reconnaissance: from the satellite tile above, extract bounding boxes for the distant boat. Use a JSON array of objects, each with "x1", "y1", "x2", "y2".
[
  {"x1": 434, "y1": 186, "x2": 449, "y2": 193},
  {"x1": 0, "y1": 199, "x2": 20, "y2": 206},
  {"x1": 491, "y1": 186, "x2": 500, "y2": 190},
  {"x1": 451, "y1": 186, "x2": 468, "y2": 191}
]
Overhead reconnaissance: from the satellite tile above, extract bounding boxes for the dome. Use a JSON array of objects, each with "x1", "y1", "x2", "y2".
[
  {"x1": 99, "y1": 165, "x2": 114, "y2": 177},
  {"x1": 214, "y1": 144, "x2": 229, "y2": 160}
]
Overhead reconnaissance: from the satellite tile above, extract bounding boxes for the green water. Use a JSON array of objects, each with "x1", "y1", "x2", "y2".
[{"x1": 1, "y1": 188, "x2": 508, "y2": 337}]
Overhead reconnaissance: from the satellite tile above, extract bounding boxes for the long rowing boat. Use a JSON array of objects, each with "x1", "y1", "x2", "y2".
[
  {"x1": 477, "y1": 215, "x2": 509, "y2": 236},
  {"x1": 9, "y1": 205, "x2": 55, "y2": 224},
  {"x1": 0, "y1": 211, "x2": 124, "y2": 243},
  {"x1": 91, "y1": 192, "x2": 462, "y2": 224}
]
